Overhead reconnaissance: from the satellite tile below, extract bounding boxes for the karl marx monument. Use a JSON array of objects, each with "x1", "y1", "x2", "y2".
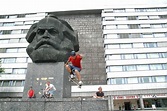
[
  {"x1": 23, "y1": 14, "x2": 79, "y2": 98},
  {"x1": 0, "y1": 14, "x2": 108, "y2": 111},
  {"x1": 25, "y1": 14, "x2": 79, "y2": 63}
]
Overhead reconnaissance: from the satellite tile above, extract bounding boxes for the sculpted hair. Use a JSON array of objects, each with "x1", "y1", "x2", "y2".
[{"x1": 25, "y1": 15, "x2": 79, "y2": 52}]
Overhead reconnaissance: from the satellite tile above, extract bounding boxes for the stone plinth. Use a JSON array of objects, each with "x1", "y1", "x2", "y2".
[
  {"x1": 23, "y1": 62, "x2": 71, "y2": 98},
  {"x1": 0, "y1": 98, "x2": 108, "y2": 111}
]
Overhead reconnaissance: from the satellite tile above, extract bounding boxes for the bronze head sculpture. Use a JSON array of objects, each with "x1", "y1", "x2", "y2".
[{"x1": 25, "y1": 15, "x2": 79, "y2": 63}]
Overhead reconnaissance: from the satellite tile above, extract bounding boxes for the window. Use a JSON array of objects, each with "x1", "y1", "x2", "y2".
[
  {"x1": 140, "y1": 24, "x2": 150, "y2": 28},
  {"x1": 142, "y1": 33, "x2": 153, "y2": 38},
  {"x1": 135, "y1": 8, "x2": 147, "y2": 12},
  {"x1": 18, "y1": 48, "x2": 26, "y2": 53},
  {"x1": 143, "y1": 43, "x2": 157, "y2": 48},
  {"x1": 0, "y1": 80, "x2": 25, "y2": 87},
  {"x1": 121, "y1": 54, "x2": 134, "y2": 59},
  {"x1": 9, "y1": 39, "x2": 19, "y2": 43},
  {"x1": 15, "y1": 80, "x2": 23, "y2": 86},
  {"x1": 2, "y1": 81, "x2": 9, "y2": 86},
  {"x1": 119, "y1": 33, "x2": 129, "y2": 39},
  {"x1": 138, "y1": 16, "x2": 148, "y2": 20},
  {"x1": 19, "y1": 38, "x2": 27, "y2": 43},
  {"x1": 107, "y1": 66, "x2": 123, "y2": 72},
  {"x1": 3, "y1": 22, "x2": 14, "y2": 26},
  {"x1": 161, "y1": 53, "x2": 167, "y2": 58},
  {"x1": 3, "y1": 58, "x2": 16, "y2": 63},
  {"x1": 115, "y1": 17, "x2": 127, "y2": 21},
  {"x1": 16, "y1": 58, "x2": 27, "y2": 63},
  {"x1": 154, "y1": 33, "x2": 165, "y2": 38},
  {"x1": 0, "y1": 23, "x2": 3, "y2": 26},
  {"x1": 162, "y1": 24, "x2": 167, "y2": 28},
  {"x1": 22, "y1": 29, "x2": 29, "y2": 34},
  {"x1": 8, "y1": 15, "x2": 17, "y2": 19},
  {"x1": 158, "y1": 42, "x2": 167, "y2": 47},
  {"x1": 153, "y1": 76, "x2": 166, "y2": 82},
  {"x1": 150, "y1": 64, "x2": 163, "y2": 70},
  {"x1": 15, "y1": 21, "x2": 24, "y2": 26},
  {"x1": 0, "y1": 48, "x2": 6, "y2": 53},
  {"x1": 4, "y1": 68, "x2": 12, "y2": 74},
  {"x1": 157, "y1": 7, "x2": 167, "y2": 11},
  {"x1": 0, "y1": 15, "x2": 8, "y2": 19},
  {"x1": 105, "y1": 55, "x2": 121, "y2": 60},
  {"x1": 0, "y1": 39, "x2": 9, "y2": 43},
  {"x1": 113, "y1": 9, "x2": 125, "y2": 13},
  {"x1": 120, "y1": 43, "x2": 132, "y2": 49},
  {"x1": 104, "y1": 25, "x2": 117, "y2": 29},
  {"x1": 105, "y1": 44, "x2": 119, "y2": 49},
  {"x1": 127, "y1": 78, "x2": 138, "y2": 84},
  {"x1": 6, "y1": 48, "x2": 17, "y2": 53},
  {"x1": 124, "y1": 65, "x2": 136, "y2": 71},
  {"x1": 126, "y1": 9, "x2": 135, "y2": 12},
  {"x1": 109, "y1": 78, "x2": 125, "y2": 84},
  {"x1": 146, "y1": 8, "x2": 157, "y2": 12},
  {"x1": 162, "y1": 64, "x2": 167, "y2": 69},
  {"x1": 147, "y1": 53, "x2": 159, "y2": 58},
  {"x1": 136, "y1": 65, "x2": 149, "y2": 71},
  {"x1": 25, "y1": 13, "x2": 37, "y2": 18},
  {"x1": 151, "y1": 24, "x2": 162, "y2": 28},
  {"x1": 0, "y1": 81, "x2": 2, "y2": 86},
  {"x1": 24, "y1": 21, "x2": 34, "y2": 25},
  {"x1": 105, "y1": 34, "x2": 118, "y2": 39},
  {"x1": 149, "y1": 15, "x2": 160, "y2": 20},
  {"x1": 2, "y1": 30, "x2": 12, "y2": 34},
  {"x1": 130, "y1": 33, "x2": 141, "y2": 38},
  {"x1": 133, "y1": 43, "x2": 143, "y2": 48},
  {"x1": 9, "y1": 81, "x2": 16, "y2": 86},
  {"x1": 117, "y1": 25, "x2": 128, "y2": 29},
  {"x1": 11, "y1": 30, "x2": 21, "y2": 34},
  {"x1": 22, "y1": 81, "x2": 25, "y2": 86},
  {"x1": 104, "y1": 17, "x2": 115, "y2": 21},
  {"x1": 139, "y1": 77, "x2": 152, "y2": 83},
  {"x1": 13, "y1": 68, "x2": 27, "y2": 74},
  {"x1": 129, "y1": 24, "x2": 139, "y2": 29},
  {"x1": 128, "y1": 16, "x2": 137, "y2": 20},
  {"x1": 159, "y1": 15, "x2": 167, "y2": 19},
  {"x1": 17, "y1": 14, "x2": 25, "y2": 18}
]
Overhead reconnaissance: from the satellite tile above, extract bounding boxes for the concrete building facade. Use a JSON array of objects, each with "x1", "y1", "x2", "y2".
[
  {"x1": 0, "y1": 2, "x2": 167, "y2": 110},
  {"x1": 101, "y1": 4, "x2": 167, "y2": 110}
]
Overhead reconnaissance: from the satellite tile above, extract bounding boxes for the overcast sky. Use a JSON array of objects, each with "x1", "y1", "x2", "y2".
[{"x1": 0, "y1": 0, "x2": 166, "y2": 15}]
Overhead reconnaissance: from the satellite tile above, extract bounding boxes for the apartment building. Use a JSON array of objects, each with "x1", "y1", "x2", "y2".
[
  {"x1": 0, "y1": 13, "x2": 47, "y2": 97},
  {"x1": 101, "y1": 5, "x2": 167, "y2": 110}
]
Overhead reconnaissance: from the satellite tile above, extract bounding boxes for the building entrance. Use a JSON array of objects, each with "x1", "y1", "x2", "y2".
[{"x1": 124, "y1": 102, "x2": 131, "y2": 110}]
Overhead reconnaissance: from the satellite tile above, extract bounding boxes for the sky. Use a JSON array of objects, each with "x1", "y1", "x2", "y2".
[{"x1": 0, "y1": 0, "x2": 167, "y2": 15}]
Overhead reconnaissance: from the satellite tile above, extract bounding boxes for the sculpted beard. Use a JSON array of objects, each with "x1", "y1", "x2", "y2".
[{"x1": 26, "y1": 38, "x2": 74, "y2": 62}]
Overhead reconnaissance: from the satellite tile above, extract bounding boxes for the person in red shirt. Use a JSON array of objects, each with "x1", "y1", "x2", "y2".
[
  {"x1": 27, "y1": 86, "x2": 35, "y2": 98},
  {"x1": 65, "y1": 51, "x2": 83, "y2": 85}
]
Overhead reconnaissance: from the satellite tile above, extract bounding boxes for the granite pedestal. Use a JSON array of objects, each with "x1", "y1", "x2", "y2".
[
  {"x1": 23, "y1": 62, "x2": 71, "y2": 98},
  {"x1": 0, "y1": 98, "x2": 108, "y2": 111}
]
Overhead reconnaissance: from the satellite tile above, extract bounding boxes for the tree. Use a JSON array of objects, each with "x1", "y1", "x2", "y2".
[{"x1": 0, "y1": 59, "x2": 4, "y2": 73}]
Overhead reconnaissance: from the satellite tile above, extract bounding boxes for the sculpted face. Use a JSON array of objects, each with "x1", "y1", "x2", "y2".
[{"x1": 26, "y1": 16, "x2": 79, "y2": 63}]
